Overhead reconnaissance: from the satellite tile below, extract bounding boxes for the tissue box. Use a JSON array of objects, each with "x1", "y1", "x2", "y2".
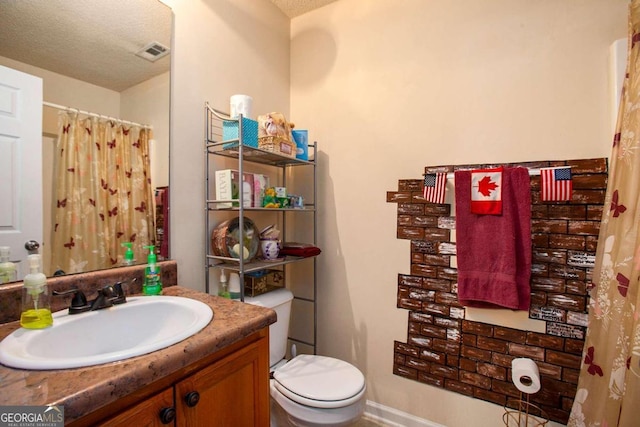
[
  {"x1": 243, "y1": 269, "x2": 284, "y2": 297},
  {"x1": 291, "y1": 129, "x2": 308, "y2": 161},
  {"x1": 222, "y1": 118, "x2": 258, "y2": 149},
  {"x1": 215, "y1": 169, "x2": 253, "y2": 208},
  {"x1": 252, "y1": 174, "x2": 269, "y2": 207}
]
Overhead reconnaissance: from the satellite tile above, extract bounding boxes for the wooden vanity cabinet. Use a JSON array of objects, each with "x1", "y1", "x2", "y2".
[
  {"x1": 176, "y1": 336, "x2": 269, "y2": 426},
  {"x1": 77, "y1": 329, "x2": 270, "y2": 427},
  {"x1": 95, "y1": 388, "x2": 174, "y2": 427}
]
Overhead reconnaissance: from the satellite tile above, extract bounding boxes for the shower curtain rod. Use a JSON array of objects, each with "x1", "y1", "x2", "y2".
[{"x1": 43, "y1": 101, "x2": 153, "y2": 129}]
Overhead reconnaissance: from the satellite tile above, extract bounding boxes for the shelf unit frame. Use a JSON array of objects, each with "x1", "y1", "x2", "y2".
[{"x1": 204, "y1": 102, "x2": 317, "y2": 353}]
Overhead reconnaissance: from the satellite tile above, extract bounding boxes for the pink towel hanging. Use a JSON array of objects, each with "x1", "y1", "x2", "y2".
[{"x1": 454, "y1": 167, "x2": 532, "y2": 310}]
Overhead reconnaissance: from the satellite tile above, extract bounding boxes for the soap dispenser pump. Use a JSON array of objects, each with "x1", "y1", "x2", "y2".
[
  {"x1": 142, "y1": 245, "x2": 162, "y2": 295},
  {"x1": 121, "y1": 242, "x2": 135, "y2": 266},
  {"x1": 20, "y1": 254, "x2": 53, "y2": 329},
  {"x1": 0, "y1": 246, "x2": 17, "y2": 284}
]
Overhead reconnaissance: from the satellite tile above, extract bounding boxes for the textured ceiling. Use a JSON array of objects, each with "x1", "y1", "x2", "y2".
[
  {"x1": 0, "y1": 0, "x2": 335, "y2": 93},
  {"x1": 271, "y1": 0, "x2": 340, "y2": 18},
  {"x1": 0, "y1": 0, "x2": 172, "y2": 92}
]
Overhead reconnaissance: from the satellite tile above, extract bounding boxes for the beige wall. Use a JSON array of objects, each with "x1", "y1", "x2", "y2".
[
  {"x1": 121, "y1": 71, "x2": 171, "y2": 188},
  {"x1": 163, "y1": 0, "x2": 290, "y2": 293},
  {"x1": 288, "y1": 0, "x2": 627, "y2": 425},
  {"x1": 0, "y1": 56, "x2": 121, "y2": 134},
  {"x1": 165, "y1": 0, "x2": 628, "y2": 425}
]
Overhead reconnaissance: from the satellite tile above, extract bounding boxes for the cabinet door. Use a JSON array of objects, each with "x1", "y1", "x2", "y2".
[
  {"x1": 96, "y1": 388, "x2": 175, "y2": 427},
  {"x1": 176, "y1": 336, "x2": 270, "y2": 427}
]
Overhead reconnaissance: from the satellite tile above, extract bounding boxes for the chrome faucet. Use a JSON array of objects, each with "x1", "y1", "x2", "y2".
[{"x1": 54, "y1": 282, "x2": 127, "y2": 314}]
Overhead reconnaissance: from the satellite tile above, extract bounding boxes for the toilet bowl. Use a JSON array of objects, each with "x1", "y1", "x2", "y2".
[{"x1": 245, "y1": 288, "x2": 366, "y2": 427}]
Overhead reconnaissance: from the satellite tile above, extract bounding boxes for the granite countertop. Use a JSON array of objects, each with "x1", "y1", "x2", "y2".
[{"x1": 0, "y1": 286, "x2": 276, "y2": 423}]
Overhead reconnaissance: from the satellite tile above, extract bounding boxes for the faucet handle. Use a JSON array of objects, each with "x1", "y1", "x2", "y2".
[
  {"x1": 113, "y1": 282, "x2": 127, "y2": 304},
  {"x1": 53, "y1": 288, "x2": 91, "y2": 314},
  {"x1": 113, "y1": 282, "x2": 125, "y2": 297},
  {"x1": 91, "y1": 288, "x2": 114, "y2": 310},
  {"x1": 100, "y1": 285, "x2": 116, "y2": 298}
]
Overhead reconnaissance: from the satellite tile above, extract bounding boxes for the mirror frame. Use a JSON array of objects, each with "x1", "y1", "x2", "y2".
[{"x1": 0, "y1": 0, "x2": 172, "y2": 281}]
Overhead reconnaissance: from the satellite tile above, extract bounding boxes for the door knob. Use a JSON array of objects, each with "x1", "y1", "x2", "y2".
[{"x1": 24, "y1": 240, "x2": 40, "y2": 252}]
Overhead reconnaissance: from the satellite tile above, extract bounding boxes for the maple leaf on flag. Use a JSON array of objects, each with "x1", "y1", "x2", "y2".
[{"x1": 477, "y1": 176, "x2": 499, "y2": 197}]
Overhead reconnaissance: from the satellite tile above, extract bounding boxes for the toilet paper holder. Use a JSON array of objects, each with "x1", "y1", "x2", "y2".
[
  {"x1": 503, "y1": 358, "x2": 548, "y2": 426},
  {"x1": 502, "y1": 395, "x2": 549, "y2": 427}
]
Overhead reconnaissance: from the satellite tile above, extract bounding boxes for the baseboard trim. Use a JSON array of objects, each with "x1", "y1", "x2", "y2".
[{"x1": 363, "y1": 400, "x2": 446, "y2": 427}]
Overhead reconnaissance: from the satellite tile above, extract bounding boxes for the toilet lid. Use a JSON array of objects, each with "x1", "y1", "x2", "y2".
[{"x1": 273, "y1": 355, "x2": 365, "y2": 409}]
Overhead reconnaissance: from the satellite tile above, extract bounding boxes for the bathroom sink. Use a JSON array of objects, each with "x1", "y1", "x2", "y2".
[{"x1": 0, "y1": 296, "x2": 213, "y2": 370}]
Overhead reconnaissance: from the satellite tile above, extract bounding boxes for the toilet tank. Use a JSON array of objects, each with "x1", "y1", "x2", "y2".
[{"x1": 244, "y1": 288, "x2": 293, "y2": 368}]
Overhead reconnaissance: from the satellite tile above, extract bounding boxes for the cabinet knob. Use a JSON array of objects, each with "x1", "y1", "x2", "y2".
[
  {"x1": 184, "y1": 391, "x2": 200, "y2": 408},
  {"x1": 159, "y1": 407, "x2": 176, "y2": 424}
]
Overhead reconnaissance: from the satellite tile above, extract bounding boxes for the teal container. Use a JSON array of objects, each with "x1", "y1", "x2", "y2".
[
  {"x1": 222, "y1": 118, "x2": 258, "y2": 149},
  {"x1": 291, "y1": 129, "x2": 308, "y2": 160}
]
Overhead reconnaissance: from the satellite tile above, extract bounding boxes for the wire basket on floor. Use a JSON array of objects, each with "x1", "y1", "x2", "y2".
[{"x1": 503, "y1": 397, "x2": 549, "y2": 427}]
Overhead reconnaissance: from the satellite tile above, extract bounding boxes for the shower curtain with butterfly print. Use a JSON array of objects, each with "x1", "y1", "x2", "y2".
[
  {"x1": 50, "y1": 112, "x2": 156, "y2": 275},
  {"x1": 568, "y1": 3, "x2": 640, "y2": 426}
]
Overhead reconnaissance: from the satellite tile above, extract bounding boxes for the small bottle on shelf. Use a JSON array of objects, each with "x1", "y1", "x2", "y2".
[
  {"x1": 218, "y1": 269, "x2": 231, "y2": 298},
  {"x1": 229, "y1": 273, "x2": 242, "y2": 300}
]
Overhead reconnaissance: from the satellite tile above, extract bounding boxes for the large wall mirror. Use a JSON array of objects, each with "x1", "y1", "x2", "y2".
[{"x1": 0, "y1": 0, "x2": 172, "y2": 282}]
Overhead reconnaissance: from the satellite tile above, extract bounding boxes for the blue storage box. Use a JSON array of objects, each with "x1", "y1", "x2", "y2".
[{"x1": 222, "y1": 118, "x2": 258, "y2": 149}]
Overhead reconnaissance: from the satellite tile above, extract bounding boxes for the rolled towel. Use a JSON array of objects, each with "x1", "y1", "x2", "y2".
[{"x1": 279, "y1": 242, "x2": 321, "y2": 257}]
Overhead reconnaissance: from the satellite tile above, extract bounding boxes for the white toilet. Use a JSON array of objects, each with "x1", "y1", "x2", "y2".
[{"x1": 245, "y1": 288, "x2": 366, "y2": 427}]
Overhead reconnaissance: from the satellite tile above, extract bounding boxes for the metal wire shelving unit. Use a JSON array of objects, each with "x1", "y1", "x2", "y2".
[{"x1": 204, "y1": 102, "x2": 318, "y2": 354}]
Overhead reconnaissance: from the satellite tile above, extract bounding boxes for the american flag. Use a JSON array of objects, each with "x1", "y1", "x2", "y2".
[
  {"x1": 541, "y1": 166, "x2": 573, "y2": 201},
  {"x1": 423, "y1": 172, "x2": 447, "y2": 204}
]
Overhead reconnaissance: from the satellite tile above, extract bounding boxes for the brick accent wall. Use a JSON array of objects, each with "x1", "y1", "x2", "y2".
[{"x1": 386, "y1": 158, "x2": 607, "y2": 424}]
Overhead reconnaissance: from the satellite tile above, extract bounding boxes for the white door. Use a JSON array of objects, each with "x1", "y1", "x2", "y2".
[{"x1": 0, "y1": 65, "x2": 43, "y2": 280}]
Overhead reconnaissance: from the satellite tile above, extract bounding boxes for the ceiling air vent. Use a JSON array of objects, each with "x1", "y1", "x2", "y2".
[{"x1": 135, "y1": 41, "x2": 170, "y2": 62}]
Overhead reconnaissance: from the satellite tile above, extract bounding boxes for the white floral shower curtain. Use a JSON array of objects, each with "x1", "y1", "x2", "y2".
[
  {"x1": 50, "y1": 112, "x2": 156, "y2": 275},
  {"x1": 568, "y1": 2, "x2": 640, "y2": 426}
]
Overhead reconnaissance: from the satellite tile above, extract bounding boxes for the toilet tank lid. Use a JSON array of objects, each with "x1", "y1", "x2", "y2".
[{"x1": 244, "y1": 287, "x2": 293, "y2": 308}]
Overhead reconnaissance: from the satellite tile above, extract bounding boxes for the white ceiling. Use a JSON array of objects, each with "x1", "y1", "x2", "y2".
[
  {"x1": 271, "y1": 0, "x2": 339, "y2": 18},
  {"x1": 0, "y1": 0, "x2": 172, "y2": 92},
  {"x1": 0, "y1": 0, "x2": 337, "y2": 92}
]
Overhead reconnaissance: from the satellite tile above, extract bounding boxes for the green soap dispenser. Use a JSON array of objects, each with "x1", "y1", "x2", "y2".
[
  {"x1": 0, "y1": 246, "x2": 17, "y2": 284},
  {"x1": 121, "y1": 242, "x2": 135, "y2": 266},
  {"x1": 20, "y1": 254, "x2": 53, "y2": 329},
  {"x1": 218, "y1": 269, "x2": 231, "y2": 298},
  {"x1": 143, "y1": 245, "x2": 162, "y2": 295}
]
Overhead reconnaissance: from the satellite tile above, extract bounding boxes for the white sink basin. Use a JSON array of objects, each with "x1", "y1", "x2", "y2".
[{"x1": 0, "y1": 296, "x2": 213, "y2": 370}]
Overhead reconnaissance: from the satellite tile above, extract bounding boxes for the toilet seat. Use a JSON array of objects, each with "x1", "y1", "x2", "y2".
[{"x1": 273, "y1": 354, "x2": 366, "y2": 409}]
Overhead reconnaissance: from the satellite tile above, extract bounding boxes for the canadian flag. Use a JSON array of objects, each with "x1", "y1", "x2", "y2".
[{"x1": 470, "y1": 167, "x2": 502, "y2": 215}]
